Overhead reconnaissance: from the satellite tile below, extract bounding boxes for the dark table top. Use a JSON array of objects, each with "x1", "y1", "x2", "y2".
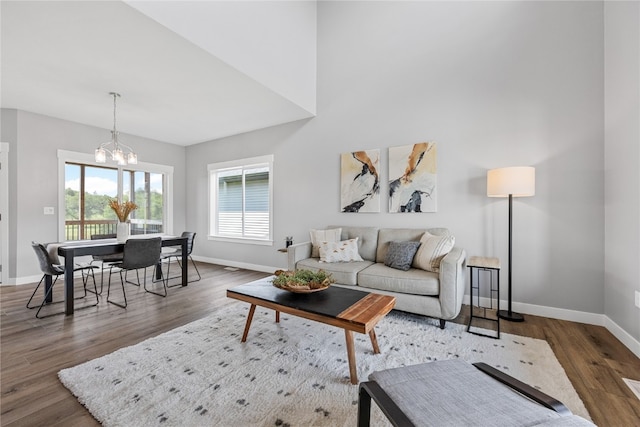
[
  {"x1": 56, "y1": 235, "x2": 186, "y2": 257},
  {"x1": 228, "y1": 277, "x2": 370, "y2": 319}
]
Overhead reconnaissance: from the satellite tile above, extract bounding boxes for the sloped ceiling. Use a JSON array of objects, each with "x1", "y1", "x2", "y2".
[{"x1": 0, "y1": 1, "x2": 317, "y2": 146}]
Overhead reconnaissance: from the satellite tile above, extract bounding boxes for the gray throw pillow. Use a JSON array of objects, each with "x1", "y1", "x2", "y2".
[{"x1": 384, "y1": 241, "x2": 421, "y2": 271}]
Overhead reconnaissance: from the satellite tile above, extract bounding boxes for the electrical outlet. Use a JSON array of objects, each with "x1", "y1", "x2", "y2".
[
  {"x1": 43, "y1": 207, "x2": 54, "y2": 215},
  {"x1": 635, "y1": 291, "x2": 640, "y2": 309}
]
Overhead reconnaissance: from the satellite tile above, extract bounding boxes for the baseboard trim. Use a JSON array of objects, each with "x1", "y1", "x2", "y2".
[
  {"x1": 463, "y1": 295, "x2": 605, "y2": 325},
  {"x1": 9, "y1": 271, "x2": 99, "y2": 287},
  {"x1": 464, "y1": 295, "x2": 640, "y2": 358},
  {"x1": 190, "y1": 255, "x2": 282, "y2": 275},
  {"x1": 10, "y1": 274, "x2": 42, "y2": 286},
  {"x1": 604, "y1": 316, "x2": 640, "y2": 358}
]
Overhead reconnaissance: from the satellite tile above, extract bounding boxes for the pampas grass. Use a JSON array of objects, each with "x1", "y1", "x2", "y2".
[{"x1": 108, "y1": 199, "x2": 137, "y2": 222}]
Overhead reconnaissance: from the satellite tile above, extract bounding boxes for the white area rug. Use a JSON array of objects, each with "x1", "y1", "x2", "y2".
[{"x1": 59, "y1": 303, "x2": 590, "y2": 426}]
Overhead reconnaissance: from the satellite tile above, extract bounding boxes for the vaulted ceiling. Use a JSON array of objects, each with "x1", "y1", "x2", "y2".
[{"x1": 1, "y1": 1, "x2": 317, "y2": 146}]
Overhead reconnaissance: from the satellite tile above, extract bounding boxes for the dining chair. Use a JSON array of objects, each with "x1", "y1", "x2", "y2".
[
  {"x1": 27, "y1": 242, "x2": 99, "y2": 318},
  {"x1": 158, "y1": 231, "x2": 201, "y2": 285},
  {"x1": 88, "y1": 233, "x2": 123, "y2": 295},
  {"x1": 106, "y1": 237, "x2": 164, "y2": 308}
]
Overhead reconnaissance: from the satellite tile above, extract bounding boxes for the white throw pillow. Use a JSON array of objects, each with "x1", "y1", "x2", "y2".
[
  {"x1": 413, "y1": 232, "x2": 455, "y2": 272},
  {"x1": 310, "y1": 228, "x2": 342, "y2": 258},
  {"x1": 319, "y1": 238, "x2": 364, "y2": 263}
]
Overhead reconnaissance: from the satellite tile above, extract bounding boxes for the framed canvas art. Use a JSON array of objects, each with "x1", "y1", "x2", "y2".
[
  {"x1": 388, "y1": 142, "x2": 437, "y2": 213},
  {"x1": 340, "y1": 149, "x2": 380, "y2": 213}
]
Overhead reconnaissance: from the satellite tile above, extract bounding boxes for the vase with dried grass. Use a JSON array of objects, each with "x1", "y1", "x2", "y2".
[{"x1": 109, "y1": 199, "x2": 138, "y2": 242}]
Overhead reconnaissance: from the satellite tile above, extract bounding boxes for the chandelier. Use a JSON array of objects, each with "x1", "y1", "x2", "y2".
[{"x1": 95, "y1": 92, "x2": 137, "y2": 165}]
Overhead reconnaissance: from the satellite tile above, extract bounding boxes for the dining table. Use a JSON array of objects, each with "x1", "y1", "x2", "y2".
[{"x1": 52, "y1": 235, "x2": 188, "y2": 315}]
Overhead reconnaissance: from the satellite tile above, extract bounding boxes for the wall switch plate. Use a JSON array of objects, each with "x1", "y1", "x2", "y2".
[
  {"x1": 43, "y1": 207, "x2": 54, "y2": 215},
  {"x1": 635, "y1": 291, "x2": 640, "y2": 309}
]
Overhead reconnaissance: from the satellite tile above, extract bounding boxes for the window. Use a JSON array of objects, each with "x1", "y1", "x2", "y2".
[
  {"x1": 123, "y1": 169, "x2": 165, "y2": 235},
  {"x1": 64, "y1": 163, "x2": 119, "y2": 240},
  {"x1": 208, "y1": 155, "x2": 273, "y2": 244},
  {"x1": 58, "y1": 150, "x2": 173, "y2": 241}
]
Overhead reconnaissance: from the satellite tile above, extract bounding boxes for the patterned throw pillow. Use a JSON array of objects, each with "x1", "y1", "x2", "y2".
[
  {"x1": 319, "y1": 238, "x2": 364, "y2": 263},
  {"x1": 384, "y1": 241, "x2": 421, "y2": 271},
  {"x1": 310, "y1": 228, "x2": 342, "y2": 258},
  {"x1": 413, "y1": 232, "x2": 455, "y2": 272}
]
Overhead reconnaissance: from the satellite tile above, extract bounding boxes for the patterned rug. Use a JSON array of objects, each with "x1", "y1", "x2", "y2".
[{"x1": 59, "y1": 303, "x2": 590, "y2": 426}]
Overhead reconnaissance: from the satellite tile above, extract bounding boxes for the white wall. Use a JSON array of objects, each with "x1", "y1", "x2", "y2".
[
  {"x1": 127, "y1": 0, "x2": 317, "y2": 114},
  {"x1": 0, "y1": 109, "x2": 187, "y2": 280},
  {"x1": 604, "y1": 1, "x2": 640, "y2": 342},
  {"x1": 1, "y1": 109, "x2": 18, "y2": 280},
  {"x1": 0, "y1": 142, "x2": 10, "y2": 284},
  {"x1": 187, "y1": 2, "x2": 606, "y2": 317}
]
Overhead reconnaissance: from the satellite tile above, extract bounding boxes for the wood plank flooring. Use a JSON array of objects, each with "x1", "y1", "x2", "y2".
[{"x1": 1, "y1": 263, "x2": 639, "y2": 426}]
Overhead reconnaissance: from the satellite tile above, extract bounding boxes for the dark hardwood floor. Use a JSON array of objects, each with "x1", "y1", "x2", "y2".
[{"x1": 1, "y1": 263, "x2": 639, "y2": 426}]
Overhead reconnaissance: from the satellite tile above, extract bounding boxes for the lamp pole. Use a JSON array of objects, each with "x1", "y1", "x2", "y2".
[{"x1": 497, "y1": 193, "x2": 524, "y2": 322}]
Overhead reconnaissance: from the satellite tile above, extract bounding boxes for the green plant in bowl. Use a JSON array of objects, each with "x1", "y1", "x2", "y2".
[{"x1": 272, "y1": 269, "x2": 334, "y2": 292}]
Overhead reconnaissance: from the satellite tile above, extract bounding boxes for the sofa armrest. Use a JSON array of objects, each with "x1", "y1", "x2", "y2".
[
  {"x1": 438, "y1": 246, "x2": 466, "y2": 319},
  {"x1": 287, "y1": 241, "x2": 312, "y2": 271}
]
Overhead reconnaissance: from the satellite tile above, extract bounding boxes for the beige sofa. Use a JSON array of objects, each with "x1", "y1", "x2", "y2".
[{"x1": 287, "y1": 226, "x2": 466, "y2": 328}]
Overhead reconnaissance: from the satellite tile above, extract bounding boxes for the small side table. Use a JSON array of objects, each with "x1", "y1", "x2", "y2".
[{"x1": 467, "y1": 256, "x2": 501, "y2": 339}]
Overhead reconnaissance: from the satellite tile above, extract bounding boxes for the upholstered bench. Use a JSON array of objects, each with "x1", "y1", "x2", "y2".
[{"x1": 358, "y1": 359, "x2": 595, "y2": 427}]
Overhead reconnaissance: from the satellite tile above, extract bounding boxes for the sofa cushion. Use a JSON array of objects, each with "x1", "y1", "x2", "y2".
[
  {"x1": 296, "y1": 257, "x2": 373, "y2": 286},
  {"x1": 319, "y1": 238, "x2": 364, "y2": 263},
  {"x1": 376, "y1": 228, "x2": 451, "y2": 263},
  {"x1": 384, "y1": 241, "x2": 421, "y2": 271},
  {"x1": 330, "y1": 226, "x2": 379, "y2": 261},
  {"x1": 413, "y1": 232, "x2": 455, "y2": 272},
  {"x1": 358, "y1": 263, "x2": 439, "y2": 296},
  {"x1": 310, "y1": 228, "x2": 342, "y2": 258}
]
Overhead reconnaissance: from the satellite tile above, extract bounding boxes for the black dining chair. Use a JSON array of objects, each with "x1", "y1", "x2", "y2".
[
  {"x1": 158, "y1": 231, "x2": 201, "y2": 285},
  {"x1": 27, "y1": 242, "x2": 99, "y2": 318},
  {"x1": 106, "y1": 237, "x2": 165, "y2": 308},
  {"x1": 88, "y1": 233, "x2": 123, "y2": 295}
]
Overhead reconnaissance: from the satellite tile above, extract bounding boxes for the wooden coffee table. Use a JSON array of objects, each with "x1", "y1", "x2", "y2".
[{"x1": 227, "y1": 277, "x2": 396, "y2": 385}]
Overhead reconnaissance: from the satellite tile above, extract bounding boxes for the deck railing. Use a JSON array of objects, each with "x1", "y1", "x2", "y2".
[{"x1": 65, "y1": 220, "x2": 163, "y2": 241}]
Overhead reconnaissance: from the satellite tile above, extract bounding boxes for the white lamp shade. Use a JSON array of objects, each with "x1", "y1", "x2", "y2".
[{"x1": 487, "y1": 166, "x2": 535, "y2": 197}]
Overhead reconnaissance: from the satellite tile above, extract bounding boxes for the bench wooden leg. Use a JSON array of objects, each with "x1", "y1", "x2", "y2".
[
  {"x1": 241, "y1": 304, "x2": 256, "y2": 342},
  {"x1": 275, "y1": 310, "x2": 280, "y2": 323}
]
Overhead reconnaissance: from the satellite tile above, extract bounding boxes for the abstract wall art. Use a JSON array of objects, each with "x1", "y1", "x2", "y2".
[
  {"x1": 340, "y1": 149, "x2": 380, "y2": 213},
  {"x1": 388, "y1": 142, "x2": 437, "y2": 213}
]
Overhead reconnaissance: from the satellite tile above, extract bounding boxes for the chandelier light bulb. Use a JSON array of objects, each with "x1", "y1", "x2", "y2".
[
  {"x1": 95, "y1": 147, "x2": 106, "y2": 163},
  {"x1": 112, "y1": 148, "x2": 124, "y2": 163}
]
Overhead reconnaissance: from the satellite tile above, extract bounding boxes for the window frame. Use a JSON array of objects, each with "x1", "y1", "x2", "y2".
[
  {"x1": 122, "y1": 168, "x2": 167, "y2": 236},
  {"x1": 57, "y1": 150, "x2": 174, "y2": 242},
  {"x1": 208, "y1": 154, "x2": 274, "y2": 246}
]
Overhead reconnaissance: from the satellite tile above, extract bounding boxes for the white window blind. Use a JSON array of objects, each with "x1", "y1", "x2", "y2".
[{"x1": 209, "y1": 155, "x2": 273, "y2": 244}]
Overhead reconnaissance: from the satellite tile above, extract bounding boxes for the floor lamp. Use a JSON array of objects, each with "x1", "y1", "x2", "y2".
[{"x1": 487, "y1": 166, "x2": 535, "y2": 322}]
